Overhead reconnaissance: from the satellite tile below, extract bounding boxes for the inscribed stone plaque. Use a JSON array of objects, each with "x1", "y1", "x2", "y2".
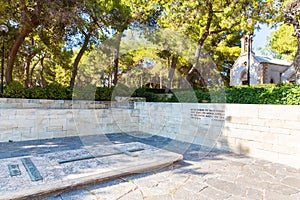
[
  {"x1": 8, "y1": 164, "x2": 21, "y2": 176},
  {"x1": 21, "y1": 158, "x2": 43, "y2": 181}
]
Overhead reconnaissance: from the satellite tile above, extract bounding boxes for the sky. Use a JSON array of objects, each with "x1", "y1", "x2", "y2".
[{"x1": 252, "y1": 23, "x2": 274, "y2": 57}]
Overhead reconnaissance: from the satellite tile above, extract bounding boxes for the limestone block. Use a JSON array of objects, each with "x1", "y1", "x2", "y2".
[
  {"x1": 53, "y1": 130, "x2": 67, "y2": 138},
  {"x1": 101, "y1": 123, "x2": 121, "y2": 134},
  {"x1": 6, "y1": 131, "x2": 21, "y2": 142},
  {"x1": 0, "y1": 110, "x2": 10, "y2": 119},
  {"x1": 0, "y1": 129, "x2": 12, "y2": 142},
  {"x1": 0, "y1": 120, "x2": 18, "y2": 129},
  {"x1": 216, "y1": 136, "x2": 240, "y2": 153},
  {"x1": 225, "y1": 116, "x2": 249, "y2": 124},
  {"x1": 252, "y1": 125, "x2": 270, "y2": 133},
  {"x1": 65, "y1": 119, "x2": 77, "y2": 131},
  {"x1": 49, "y1": 118, "x2": 66, "y2": 128},
  {"x1": 247, "y1": 148, "x2": 278, "y2": 162},
  {"x1": 284, "y1": 120, "x2": 300, "y2": 131},
  {"x1": 36, "y1": 109, "x2": 50, "y2": 118},
  {"x1": 247, "y1": 118, "x2": 266, "y2": 126},
  {"x1": 21, "y1": 103, "x2": 41, "y2": 108},
  {"x1": 226, "y1": 128, "x2": 276, "y2": 144},
  {"x1": 3, "y1": 110, "x2": 18, "y2": 119},
  {"x1": 16, "y1": 119, "x2": 35, "y2": 129},
  {"x1": 66, "y1": 130, "x2": 79, "y2": 137},
  {"x1": 21, "y1": 129, "x2": 39, "y2": 141},
  {"x1": 272, "y1": 144, "x2": 297, "y2": 154},
  {"x1": 268, "y1": 127, "x2": 292, "y2": 135},
  {"x1": 46, "y1": 126, "x2": 63, "y2": 132},
  {"x1": 14, "y1": 109, "x2": 36, "y2": 120},
  {"x1": 291, "y1": 129, "x2": 300, "y2": 136},
  {"x1": 277, "y1": 153, "x2": 300, "y2": 169},
  {"x1": 205, "y1": 125, "x2": 224, "y2": 140},
  {"x1": 225, "y1": 104, "x2": 259, "y2": 118},
  {"x1": 276, "y1": 134, "x2": 300, "y2": 147},
  {"x1": 258, "y1": 105, "x2": 300, "y2": 120},
  {"x1": 38, "y1": 131, "x2": 53, "y2": 140},
  {"x1": 246, "y1": 140, "x2": 274, "y2": 152}
]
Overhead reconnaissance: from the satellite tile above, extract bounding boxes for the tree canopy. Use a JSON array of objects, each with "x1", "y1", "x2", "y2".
[{"x1": 1, "y1": 0, "x2": 294, "y2": 90}]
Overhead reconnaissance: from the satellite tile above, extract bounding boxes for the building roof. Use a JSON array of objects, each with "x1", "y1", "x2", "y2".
[{"x1": 255, "y1": 56, "x2": 291, "y2": 66}]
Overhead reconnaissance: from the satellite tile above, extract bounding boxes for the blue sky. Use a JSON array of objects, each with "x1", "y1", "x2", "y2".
[{"x1": 252, "y1": 24, "x2": 274, "y2": 57}]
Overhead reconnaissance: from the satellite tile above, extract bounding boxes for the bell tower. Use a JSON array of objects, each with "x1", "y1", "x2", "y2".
[{"x1": 240, "y1": 35, "x2": 253, "y2": 55}]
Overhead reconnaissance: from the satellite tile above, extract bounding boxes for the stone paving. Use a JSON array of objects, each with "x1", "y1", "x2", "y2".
[{"x1": 1, "y1": 132, "x2": 300, "y2": 200}]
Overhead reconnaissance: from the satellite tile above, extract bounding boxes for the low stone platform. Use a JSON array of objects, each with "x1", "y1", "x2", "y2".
[
  {"x1": 1, "y1": 133, "x2": 300, "y2": 200},
  {"x1": 0, "y1": 136, "x2": 182, "y2": 199}
]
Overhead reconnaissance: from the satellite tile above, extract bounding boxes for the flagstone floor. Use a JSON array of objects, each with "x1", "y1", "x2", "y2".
[{"x1": 1, "y1": 132, "x2": 300, "y2": 200}]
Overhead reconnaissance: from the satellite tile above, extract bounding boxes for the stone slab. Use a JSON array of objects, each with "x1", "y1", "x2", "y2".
[{"x1": 0, "y1": 142, "x2": 182, "y2": 199}]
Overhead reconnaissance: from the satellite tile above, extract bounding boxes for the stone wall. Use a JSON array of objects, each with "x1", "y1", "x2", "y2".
[
  {"x1": 0, "y1": 99, "x2": 139, "y2": 142},
  {"x1": 224, "y1": 104, "x2": 300, "y2": 169},
  {"x1": 135, "y1": 102, "x2": 300, "y2": 169},
  {"x1": 0, "y1": 98, "x2": 299, "y2": 169}
]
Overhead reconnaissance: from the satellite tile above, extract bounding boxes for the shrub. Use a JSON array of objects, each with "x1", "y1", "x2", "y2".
[
  {"x1": 44, "y1": 82, "x2": 69, "y2": 100},
  {"x1": 72, "y1": 84, "x2": 96, "y2": 100},
  {"x1": 96, "y1": 87, "x2": 113, "y2": 101},
  {"x1": 132, "y1": 88, "x2": 160, "y2": 102},
  {"x1": 27, "y1": 87, "x2": 47, "y2": 99},
  {"x1": 3, "y1": 81, "x2": 27, "y2": 98},
  {"x1": 2, "y1": 82, "x2": 300, "y2": 105}
]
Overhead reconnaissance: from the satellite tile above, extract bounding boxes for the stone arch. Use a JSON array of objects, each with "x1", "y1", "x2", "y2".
[{"x1": 240, "y1": 70, "x2": 248, "y2": 85}]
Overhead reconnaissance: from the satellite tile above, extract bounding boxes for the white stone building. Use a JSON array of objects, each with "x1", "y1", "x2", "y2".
[{"x1": 230, "y1": 36, "x2": 295, "y2": 86}]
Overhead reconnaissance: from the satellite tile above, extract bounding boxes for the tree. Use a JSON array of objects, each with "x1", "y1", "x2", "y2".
[
  {"x1": 266, "y1": 0, "x2": 300, "y2": 84},
  {"x1": 284, "y1": 0, "x2": 300, "y2": 84},
  {"x1": 3, "y1": 0, "x2": 81, "y2": 84},
  {"x1": 130, "y1": 0, "x2": 266, "y2": 87},
  {"x1": 263, "y1": 24, "x2": 297, "y2": 60}
]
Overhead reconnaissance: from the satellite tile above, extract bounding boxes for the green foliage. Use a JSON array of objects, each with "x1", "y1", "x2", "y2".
[
  {"x1": 133, "y1": 85, "x2": 300, "y2": 105},
  {"x1": 133, "y1": 88, "x2": 160, "y2": 102},
  {"x1": 264, "y1": 24, "x2": 297, "y2": 60},
  {"x1": 44, "y1": 82, "x2": 70, "y2": 100},
  {"x1": 96, "y1": 87, "x2": 113, "y2": 101},
  {"x1": 72, "y1": 84, "x2": 97, "y2": 100},
  {"x1": 27, "y1": 87, "x2": 47, "y2": 99},
  {"x1": 3, "y1": 81, "x2": 27, "y2": 98},
  {"x1": 3, "y1": 82, "x2": 300, "y2": 105}
]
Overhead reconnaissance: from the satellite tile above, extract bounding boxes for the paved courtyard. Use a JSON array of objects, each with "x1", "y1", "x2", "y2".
[{"x1": 1, "y1": 132, "x2": 300, "y2": 200}]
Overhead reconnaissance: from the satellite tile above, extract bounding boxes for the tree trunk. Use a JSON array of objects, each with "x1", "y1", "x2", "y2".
[
  {"x1": 294, "y1": 34, "x2": 300, "y2": 85},
  {"x1": 70, "y1": 32, "x2": 91, "y2": 88},
  {"x1": 112, "y1": 33, "x2": 122, "y2": 86},
  {"x1": 185, "y1": 3, "x2": 212, "y2": 87},
  {"x1": 40, "y1": 56, "x2": 46, "y2": 87},
  {"x1": 165, "y1": 56, "x2": 178, "y2": 93},
  {"x1": 159, "y1": 71, "x2": 163, "y2": 89},
  {"x1": 6, "y1": 27, "x2": 31, "y2": 84},
  {"x1": 29, "y1": 58, "x2": 41, "y2": 87},
  {"x1": 25, "y1": 55, "x2": 31, "y2": 88}
]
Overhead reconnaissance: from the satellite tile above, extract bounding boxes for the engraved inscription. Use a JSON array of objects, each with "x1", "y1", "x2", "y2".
[
  {"x1": 21, "y1": 158, "x2": 43, "y2": 181},
  {"x1": 191, "y1": 108, "x2": 225, "y2": 121},
  {"x1": 8, "y1": 164, "x2": 21, "y2": 176}
]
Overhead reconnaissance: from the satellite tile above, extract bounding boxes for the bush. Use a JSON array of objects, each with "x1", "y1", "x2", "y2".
[
  {"x1": 44, "y1": 82, "x2": 69, "y2": 100},
  {"x1": 96, "y1": 87, "x2": 113, "y2": 101},
  {"x1": 2, "y1": 82, "x2": 300, "y2": 105},
  {"x1": 132, "y1": 88, "x2": 160, "y2": 102},
  {"x1": 27, "y1": 87, "x2": 47, "y2": 99},
  {"x1": 72, "y1": 84, "x2": 96, "y2": 100},
  {"x1": 3, "y1": 81, "x2": 27, "y2": 98}
]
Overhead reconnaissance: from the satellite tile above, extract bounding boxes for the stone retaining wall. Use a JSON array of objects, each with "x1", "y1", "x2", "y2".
[
  {"x1": 0, "y1": 99, "x2": 139, "y2": 142},
  {"x1": 135, "y1": 102, "x2": 300, "y2": 169},
  {"x1": 0, "y1": 98, "x2": 299, "y2": 168}
]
